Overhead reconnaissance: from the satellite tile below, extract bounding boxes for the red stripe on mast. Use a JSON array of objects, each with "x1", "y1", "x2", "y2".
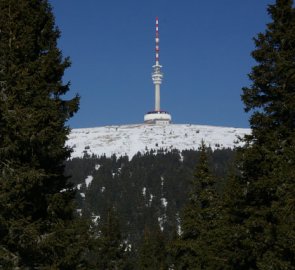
[{"x1": 155, "y1": 17, "x2": 159, "y2": 62}]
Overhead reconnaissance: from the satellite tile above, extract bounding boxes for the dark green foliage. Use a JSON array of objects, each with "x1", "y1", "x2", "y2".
[
  {"x1": 138, "y1": 226, "x2": 167, "y2": 270},
  {"x1": 0, "y1": 0, "x2": 93, "y2": 268},
  {"x1": 93, "y1": 207, "x2": 131, "y2": 270},
  {"x1": 172, "y1": 142, "x2": 222, "y2": 269},
  {"x1": 65, "y1": 147, "x2": 235, "y2": 255},
  {"x1": 220, "y1": 0, "x2": 295, "y2": 268}
]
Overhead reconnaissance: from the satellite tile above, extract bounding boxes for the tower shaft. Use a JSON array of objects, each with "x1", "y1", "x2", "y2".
[{"x1": 155, "y1": 84, "x2": 160, "y2": 111}]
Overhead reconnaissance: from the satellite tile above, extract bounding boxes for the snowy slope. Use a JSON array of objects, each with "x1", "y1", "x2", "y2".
[{"x1": 67, "y1": 124, "x2": 251, "y2": 159}]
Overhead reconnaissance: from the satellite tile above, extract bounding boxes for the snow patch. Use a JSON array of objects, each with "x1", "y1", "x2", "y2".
[
  {"x1": 92, "y1": 215, "x2": 100, "y2": 225},
  {"x1": 158, "y1": 215, "x2": 167, "y2": 232},
  {"x1": 161, "y1": 176, "x2": 164, "y2": 187},
  {"x1": 149, "y1": 194, "x2": 154, "y2": 204},
  {"x1": 85, "y1": 175, "x2": 93, "y2": 188},
  {"x1": 161, "y1": 197, "x2": 168, "y2": 208},
  {"x1": 95, "y1": 164, "x2": 101, "y2": 170},
  {"x1": 176, "y1": 212, "x2": 182, "y2": 235},
  {"x1": 76, "y1": 209, "x2": 82, "y2": 216},
  {"x1": 123, "y1": 240, "x2": 132, "y2": 252}
]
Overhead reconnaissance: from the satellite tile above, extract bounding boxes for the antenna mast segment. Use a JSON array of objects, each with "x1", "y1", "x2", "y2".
[{"x1": 152, "y1": 17, "x2": 163, "y2": 111}]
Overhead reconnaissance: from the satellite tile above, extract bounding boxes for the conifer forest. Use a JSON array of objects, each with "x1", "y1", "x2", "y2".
[{"x1": 0, "y1": 0, "x2": 295, "y2": 269}]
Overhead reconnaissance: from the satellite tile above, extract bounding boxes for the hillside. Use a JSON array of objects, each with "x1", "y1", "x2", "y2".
[
  {"x1": 65, "y1": 147, "x2": 237, "y2": 252},
  {"x1": 67, "y1": 124, "x2": 251, "y2": 158}
]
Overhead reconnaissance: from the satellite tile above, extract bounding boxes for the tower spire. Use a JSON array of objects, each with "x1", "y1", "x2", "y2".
[
  {"x1": 155, "y1": 16, "x2": 160, "y2": 65},
  {"x1": 152, "y1": 17, "x2": 163, "y2": 112}
]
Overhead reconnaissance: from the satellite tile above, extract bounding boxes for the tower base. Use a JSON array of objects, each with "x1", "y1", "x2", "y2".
[{"x1": 144, "y1": 111, "x2": 172, "y2": 125}]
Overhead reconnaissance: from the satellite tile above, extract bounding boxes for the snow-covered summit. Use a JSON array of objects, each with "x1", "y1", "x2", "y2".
[{"x1": 67, "y1": 124, "x2": 251, "y2": 159}]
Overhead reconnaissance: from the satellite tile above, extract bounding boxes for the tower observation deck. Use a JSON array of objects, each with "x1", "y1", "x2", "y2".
[{"x1": 144, "y1": 17, "x2": 171, "y2": 125}]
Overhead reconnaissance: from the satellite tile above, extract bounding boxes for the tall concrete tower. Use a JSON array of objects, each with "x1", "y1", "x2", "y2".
[{"x1": 144, "y1": 17, "x2": 171, "y2": 125}]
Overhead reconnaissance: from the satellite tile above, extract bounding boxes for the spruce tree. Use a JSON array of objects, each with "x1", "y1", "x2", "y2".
[
  {"x1": 0, "y1": 0, "x2": 91, "y2": 268},
  {"x1": 138, "y1": 226, "x2": 167, "y2": 270},
  {"x1": 212, "y1": 171, "x2": 252, "y2": 270},
  {"x1": 222, "y1": 0, "x2": 295, "y2": 268},
  {"x1": 95, "y1": 207, "x2": 129, "y2": 270},
  {"x1": 173, "y1": 141, "x2": 221, "y2": 269}
]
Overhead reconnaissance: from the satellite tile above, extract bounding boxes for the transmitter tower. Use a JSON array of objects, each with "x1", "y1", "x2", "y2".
[{"x1": 144, "y1": 17, "x2": 171, "y2": 124}]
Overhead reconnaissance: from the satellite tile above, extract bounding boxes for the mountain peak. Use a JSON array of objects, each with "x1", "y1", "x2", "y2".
[{"x1": 67, "y1": 124, "x2": 250, "y2": 158}]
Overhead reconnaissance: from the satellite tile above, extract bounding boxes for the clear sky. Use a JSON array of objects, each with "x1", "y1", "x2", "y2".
[{"x1": 49, "y1": 0, "x2": 274, "y2": 128}]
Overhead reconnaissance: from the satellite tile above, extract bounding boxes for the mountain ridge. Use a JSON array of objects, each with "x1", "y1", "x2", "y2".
[{"x1": 67, "y1": 123, "x2": 251, "y2": 158}]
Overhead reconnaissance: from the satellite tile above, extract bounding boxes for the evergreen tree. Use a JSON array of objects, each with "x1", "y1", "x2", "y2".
[
  {"x1": 0, "y1": 0, "x2": 92, "y2": 268},
  {"x1": 138, "y1": 226, "x2": 167, "y2": 270},
  {"x1": 211, "y1": 171, "x2": 251, "y2": 270},
  {"x1": 172, "y1": 141, "x2": 221, "y2": 269},
  {"x1": 222, "y1": 0, "x2": 295, "y2": 268},
  {"x1": 95, "y1": 207, "x2": 130, "y2": 270}
]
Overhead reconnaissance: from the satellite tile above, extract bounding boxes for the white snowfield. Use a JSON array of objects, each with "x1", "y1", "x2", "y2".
[{"x1": 67, "y1": 124, "x2": 251, "y2": 159}]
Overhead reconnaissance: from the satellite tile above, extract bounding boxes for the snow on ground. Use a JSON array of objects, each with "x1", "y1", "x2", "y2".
[
  {"x1": 176, "y1": 212, "x2": 182, "y2": 235},
  {"x1": 161, "y1": 197, "x2": 168, "y2": 208},
  {"x1": 158, "y1": 215, "x2": 167, "y2": 231},
  {"x1": 142, "y1": 187, "x2": 146, "y2": 196},
  {"x1": 85, "y1": 175, "x2": 93, "y2": 188},
  {"x1": 149, "y1": 194, "x2": 154, "y2": 205},
  {"x1": 67, "y1": 124, "x2": 251, "y2": 159},
  {"x1": 161, "y1": 176, "x2": 164, "y2": 188},
  {"x1": 92, "y1": 215, "x2": 100, "y2": 225}
]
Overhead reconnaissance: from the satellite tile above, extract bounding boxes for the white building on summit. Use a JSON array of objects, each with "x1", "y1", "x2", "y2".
[{"x1": 144, "y1": 17, "x2": 172, "y2": 125}]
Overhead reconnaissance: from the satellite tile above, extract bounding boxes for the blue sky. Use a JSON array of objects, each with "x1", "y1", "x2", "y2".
[{"x1": 49, "y1": 0, "x2": 273, "y2": 128}]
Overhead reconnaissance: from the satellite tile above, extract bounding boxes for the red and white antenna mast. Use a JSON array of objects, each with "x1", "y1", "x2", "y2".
[
  {"x1": 155, "y1": 17, "x2": 160, "y2": 64},
  {"x1": 152, "y1": 17, "x2": 163, "y2": 111}
]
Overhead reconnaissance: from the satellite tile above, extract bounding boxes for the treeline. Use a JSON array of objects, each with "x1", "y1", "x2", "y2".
[
  {"x1": 65, "y1": 148, "x2": 235, "y2": 252},
  {"x1": 0, "y1": 0, "x2": 294, "y2": 269}
]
